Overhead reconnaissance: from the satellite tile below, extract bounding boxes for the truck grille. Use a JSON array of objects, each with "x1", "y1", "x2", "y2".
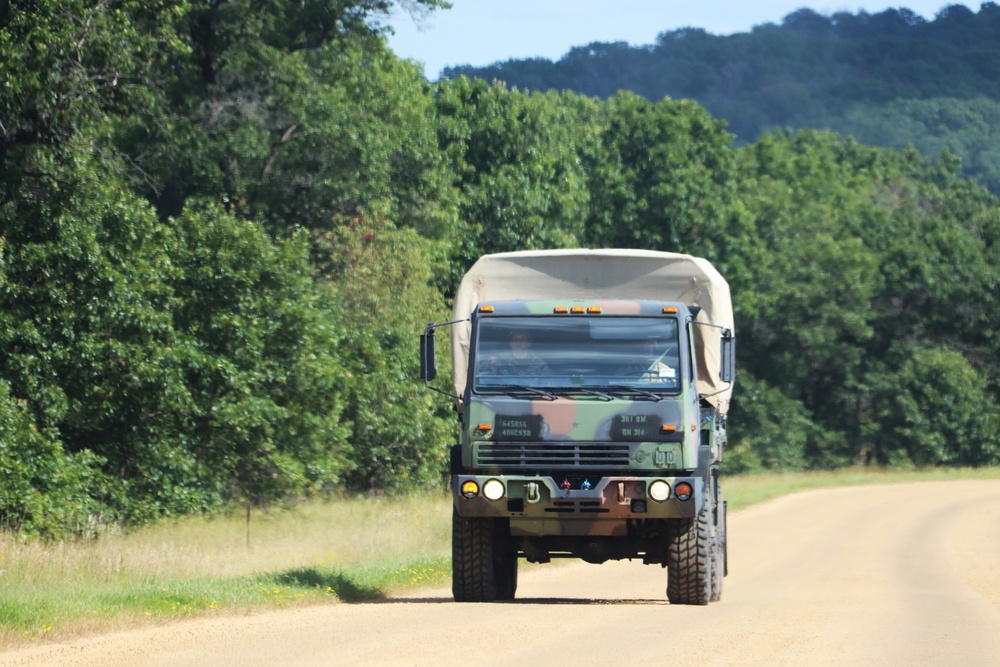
[{"x1": 475, "y1": 443, "x2": 631, "y2": 469}]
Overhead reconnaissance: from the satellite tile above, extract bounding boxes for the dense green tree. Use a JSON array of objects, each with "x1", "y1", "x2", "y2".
[
  {"x1": 832, "y1": 97, "x2": 1000, "y2": 193},
  {"x1": 434, "y1": 78, "x2": 591, "y2": 284},
  {"x1": 1, "y1": 141, "x2": 351, "y2": 523},
  {"x1": 129, "y1": 11, "x2": 458, "y2": 242},
  {"x1": 0, "y1": 147, "x2": 202, "y2": 521},
  {"x1": 2, "y1": 0, "x2": 453, "y2": 533},
  {"x1": 162, "y1": 202, "x2": 351, "y2": 510},
  {"x1": 728, "y1": 132, "x2": 882, "y2": 465},
  {"x1": 725, "y1": 373, "x2": 817, "y2": 473},
  {"x1": 1, "y1": 148, "x2": 175, "y2": 440},
  {"x1": 318, "y1": 218, "x2": 453, "y2": 492},
  {"x1": 729, "y1": 129, "x2": 1000, "y2": 468},
  {"x1": 865, "y1": 344, "x2": 1000, "y2": 466},
  {"x1": 0, "y1": 379, "x2": 110, "y2": 536},
  {"x1": 0, "y1": 0, "x2": 187, "y2": 160},
  {"x1": 581, "y1": 91, "x2": 741, "y2": 263},
  {"x1": 1, "y1": 0, "x2": 454, "y2": 234}
]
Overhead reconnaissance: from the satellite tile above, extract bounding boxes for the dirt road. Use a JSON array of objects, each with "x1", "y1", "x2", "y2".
[{"x1": 6, "y1": 480, "x2": 1000, "y2": 666}]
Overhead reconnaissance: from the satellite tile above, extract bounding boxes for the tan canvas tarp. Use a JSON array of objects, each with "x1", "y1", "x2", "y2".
[{"x1": 451, "y1": 249, "x2": 734, "y2": 414}]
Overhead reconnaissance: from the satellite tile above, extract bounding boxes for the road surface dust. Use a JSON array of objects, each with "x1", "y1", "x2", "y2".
[{"x1": 5, "y1": 480, "x2": 1000, "y2": 666}]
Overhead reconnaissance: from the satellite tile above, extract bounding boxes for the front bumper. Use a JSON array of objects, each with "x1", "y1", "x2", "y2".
[{"x1": 453, "y1": 474, "x2": 704, "y2": 536}]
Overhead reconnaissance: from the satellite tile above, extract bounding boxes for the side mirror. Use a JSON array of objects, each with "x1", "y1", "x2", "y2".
[
  {"x1": 719, "y1": 330, "x2": 736, "y2": 383},
  {"x1": 420, "y1": 326, "x2": 437, "y2": 382}
]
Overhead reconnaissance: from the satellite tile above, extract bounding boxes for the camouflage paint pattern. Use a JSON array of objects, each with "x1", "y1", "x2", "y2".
[{"x1": 452, "y1": 299, "x2": 717, "y2": 538}]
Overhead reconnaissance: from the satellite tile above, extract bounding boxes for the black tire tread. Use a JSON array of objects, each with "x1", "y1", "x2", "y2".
[
  {"x1": 666, "y1": 506, "x2": 712, "y2": 605},
  {"x1": 452, "y1": 510, "x2": 496, "y2": 602}
]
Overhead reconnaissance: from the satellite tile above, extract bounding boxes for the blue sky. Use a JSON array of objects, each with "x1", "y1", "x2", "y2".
[{"x1": 387, "y1": 1, "x2": 982, "y2": 79}]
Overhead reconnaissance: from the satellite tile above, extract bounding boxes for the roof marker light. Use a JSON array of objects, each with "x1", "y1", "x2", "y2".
[
  {"x1": 479, "y1": 305, "x2": 494, "y2": 313},
  {"x1": 663, "y1": 306, "x2": 678, "y2": 314},
  {"x1": 554, "y1": 306, "x2": 569, "y2": 314},
  {"x1": 587, "y1": 306, "x2": 602, "y2": 314},
  {"x1": 570, "y1": 306, "x2": 586, "y2": 314}
]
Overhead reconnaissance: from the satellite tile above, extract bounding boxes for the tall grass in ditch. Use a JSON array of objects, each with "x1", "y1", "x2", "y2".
[
  {"x1": 3, "y1": 468, "x2": 1000, "y2": 648},
  {"x1": 0, "y1": 492, "x2": 452, "y2": 647}
]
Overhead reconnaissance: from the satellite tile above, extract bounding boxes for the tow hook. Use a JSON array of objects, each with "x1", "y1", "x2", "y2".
[{"x1": 526, "y1": 482, "x2": 540, "y2": 504}]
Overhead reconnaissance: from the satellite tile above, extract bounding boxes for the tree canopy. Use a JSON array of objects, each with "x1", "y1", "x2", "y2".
[{"x1": 2, "y1": 1, "x2": 999, "y2": 537}]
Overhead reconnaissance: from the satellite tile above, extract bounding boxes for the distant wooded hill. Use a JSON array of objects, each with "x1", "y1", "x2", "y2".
[{"x1": 445, "y1": 4, "x2": 1000, "y2": 193}]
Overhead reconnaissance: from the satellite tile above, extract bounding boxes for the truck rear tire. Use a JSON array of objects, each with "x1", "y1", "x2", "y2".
[
  {"x1": 452, "y1": 508, "x2": 496, "y2": 602},
  {"x1": 712, "y1": 486, "x2": 729, "y2": 602},
  {"x1": 710, "y1": 488, "x2": 727, "y2": 602},
  {"x1": 666, "y1": 502, "x2": 713, "y2": 605}
]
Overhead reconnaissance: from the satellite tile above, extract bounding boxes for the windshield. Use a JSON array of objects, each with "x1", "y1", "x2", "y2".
[{"x1": 473, "y1": 316, "x2": 680, "y2": 393}]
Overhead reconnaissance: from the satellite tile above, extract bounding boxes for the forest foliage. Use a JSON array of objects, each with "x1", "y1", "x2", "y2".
[
  {"x1": 2, "y1": 1, "x2": 999, "y2": 537},
  {"x1": 446, "y1": 3, "x2": 1000, "y2": 194}
]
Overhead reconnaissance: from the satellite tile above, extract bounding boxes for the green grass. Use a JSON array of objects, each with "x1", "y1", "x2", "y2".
[
  {"x1": 721, "y1": 466, "x2": 1000, "y2": 511},
  {"x1": 2, "y1": 469, "x2": 999, "y2": 648},
  {"x1": 0, "y1": 493, "x2": 452, "y2": 647},
  {"x1": 0, "y1": 556, "x2": 453, "y2": 644}
]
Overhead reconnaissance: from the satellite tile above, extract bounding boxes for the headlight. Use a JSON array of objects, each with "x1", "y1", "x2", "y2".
[
  {"x1": 482, "y1": 478, "x2": 505, "y2": 501},
  {"x1": 461, "y1": 480, "x2": 479, "y2": 498},
  {"x1": 649, "y1": 480, "x2": 671, "y2": 502}
]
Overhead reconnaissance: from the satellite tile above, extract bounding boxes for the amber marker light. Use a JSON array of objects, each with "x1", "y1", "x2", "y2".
[
  {"x1": 661, "y1": 424, "x2": 677, "y2": 433},
  {"x1": 674, "y1": 482, "x2": 693, "y2": 501},
  {"x1": 662, "y1": 306, "x2": 678, "y2": 314},
  {"x1": 570, "y1": 306, "x2": 586, "y2": 314},
  {"x1": 476, "y1": 423, "x2": 492, "y2": 432},
  {"x1": 461, "y1": 480, "x2": 480, "y2": 499},
  {"x1": 554, "y1": 306, "x2": 569, "y2": 314},
  {"x1": 479, "y1": 305, "x2": 494, "y2": 313},
  {"x1": 587, "y1": 306, "x2": 602, "y2": 314}
]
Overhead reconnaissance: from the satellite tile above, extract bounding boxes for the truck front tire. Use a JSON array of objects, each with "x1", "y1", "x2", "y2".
[
  {"x1": 666, "y1": 497, "x2": 715, "y2": 605},
  {"x1": 452, "y1": 509, "x2": 496, "y2": 602},
  {"x1": 452, "y1": 510, "x2": 518, "y2": 602}
]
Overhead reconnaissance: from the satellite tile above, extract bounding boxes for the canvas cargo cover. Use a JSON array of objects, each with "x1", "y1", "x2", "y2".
[{"x1": 451, "y1": 249, "x2": 734, "y2": 414}]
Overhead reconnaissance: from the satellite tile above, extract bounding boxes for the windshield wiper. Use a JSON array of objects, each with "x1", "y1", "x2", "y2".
[
  {"x1": 549, "y1": 387, "x2": 614, "y2": 401},
  {"x1": 480, "y1": 384, "x2": 558, "y2": 400},
  {"x1": 605, "y1": 385, "x2": 664, "y2": 401}
]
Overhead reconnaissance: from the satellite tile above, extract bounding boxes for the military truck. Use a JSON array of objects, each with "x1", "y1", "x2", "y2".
[{"x1": 420, "y1": 249, "x2": 735, "y2": 604}]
